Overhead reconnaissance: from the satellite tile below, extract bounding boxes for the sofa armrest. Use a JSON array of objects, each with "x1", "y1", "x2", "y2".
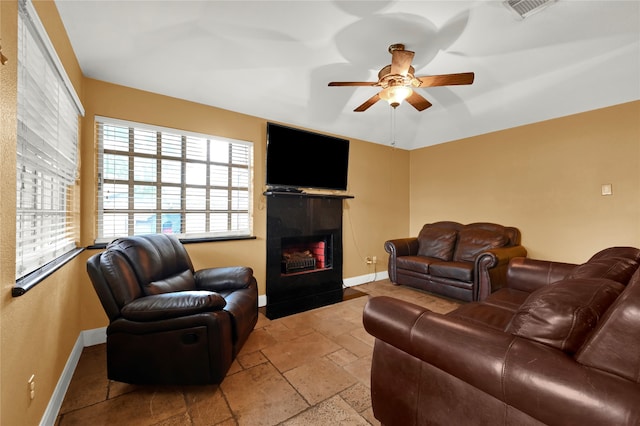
[
  {"x1": 475, "y1": 245, "x2": 528, "y2": 300},
  {"x1": 505, "y1": 257, "x2": 576, "y2": 293},
  {"x1": 384, "y1": 238, "x2": 419, "y2": 282},
  {"x1": 363, "y1": 296, "x2": 640, "y2": 425},
  {"x1": 195, "y1": 266, "x2": 254, "y2": 292},
  {"x1": 120, "y1": 291, "x2": 226, "y2": 321}
]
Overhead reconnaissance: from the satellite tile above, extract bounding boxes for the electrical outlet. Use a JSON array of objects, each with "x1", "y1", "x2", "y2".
[
  {"x1": 365, "y1": 256, "x2": 373, "y2": 265},
  {"x1": 28, "y1": 374, "x2": 35, "y2": 400},
  {"x1": 372, "y1": 256, "x2": 377, "y2": 264}
]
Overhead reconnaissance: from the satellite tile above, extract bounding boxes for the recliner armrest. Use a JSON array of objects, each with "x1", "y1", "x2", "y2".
[
  {"x1": 121, "y1": 291, "x2": 226, "y2": 321},
  {"x1": 195, "y1": 266, "x2": 254, "y2": 292},
  {"x1": 475, "y1": 245, "x2": 528, "y2": 299}
]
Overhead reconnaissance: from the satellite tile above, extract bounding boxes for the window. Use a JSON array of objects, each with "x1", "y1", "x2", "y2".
[
  {"x1": 15, "y1": 0, "x2": 84, "y2": 282},
  {"x1": 95, "y1": 117, "x2": 253, "y2": 243}
]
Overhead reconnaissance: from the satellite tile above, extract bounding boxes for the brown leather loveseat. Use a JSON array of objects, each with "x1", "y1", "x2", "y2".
[
  {"x1": 385, "y1": 221, "x2": 527, "y2": 301},
  {"x1": 364, "y1": 246, "x2": 640, "y2": 425},
  {"x1": 87, "y1": 234, "x2": 258, "y2": 385}
]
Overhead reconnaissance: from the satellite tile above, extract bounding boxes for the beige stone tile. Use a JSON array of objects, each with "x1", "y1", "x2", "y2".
[
  {"x1": 108, "y1": 380, "x2": 140, "y2": 399},
  {"x1": 361, "y1": 406, "x2": 381, "y2": 425},
  {"x1": 343, "y1": 356, "x2": 373, "y2": 387},
  {"x1": 331, "y1": 332, "x2": 373, "y2": 358},
  {"x1": 283, "y1": 358, "x2": 357, "y2": 405},
  {"x1": 261, "y1": 331, "x2": 341, "y2": 373},
  {"x1": 151, "y1": 411, "x2": 192, "y2": 425},
  {"x1": 58, "y1": 386, "x2": 187, "y2": 426},
  {"x1": 59, "y1": 345, "x2": 109, "y2": 414},
  {"x1": 326, "y1": 348, "x2": 359, "y2": 367},
  {"x1": 349, "y1": 327, "x2": 375, "y2": 347},
  {"x1": 237, "y1": 350, "x2": 268, "y2": 369},
  {"x1": 227, "y1": 358, "x2": 243, "y2": 376},
  {"x1": 264, "y1": 321, "x2": 313, "y2": 343},
  {"x1": 240, "y1": 328, "x2": 278, "y2": 354},
  {"x1": 220, "y1": 362, "x2": 308, "y2": 426},
  {"x1": 280, "y1": 395, "x2": 370, "y2": 426},
  {"x1": 184, "y1": 385, "x2": 233, "y2": 426},
  {"x1": 339, "y1": 382, "x2": 372, "y2": 413}
]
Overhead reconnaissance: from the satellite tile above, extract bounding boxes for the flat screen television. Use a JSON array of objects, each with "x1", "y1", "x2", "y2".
[{"x1": 266, "y1": 122, "x2": 350, "y2": 191}]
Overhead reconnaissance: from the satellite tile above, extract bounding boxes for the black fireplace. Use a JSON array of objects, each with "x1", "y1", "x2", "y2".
[{"x1": 265, "y1": 192, "x2": 354, "y2": 319}]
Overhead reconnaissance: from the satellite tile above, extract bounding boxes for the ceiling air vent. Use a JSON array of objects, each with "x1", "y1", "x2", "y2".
[{"x1": 504, "y1": 0, "x2": 556, "y2": 19}]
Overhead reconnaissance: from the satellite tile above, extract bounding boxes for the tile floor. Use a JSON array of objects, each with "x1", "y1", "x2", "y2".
[{"x1": 56, "y1": 279, "x2": 461, "y2": 426}]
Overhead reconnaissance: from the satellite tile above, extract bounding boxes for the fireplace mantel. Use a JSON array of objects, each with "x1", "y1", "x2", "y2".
[
  {"x1": 264, "y1": 192, "x2": 353, "y2": 319},
  {"x1": 263, "y1": 191, "x2": 354, "y2": 200}
]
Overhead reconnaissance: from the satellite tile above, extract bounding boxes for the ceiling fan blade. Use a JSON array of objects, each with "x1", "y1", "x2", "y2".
[
  {"x1": 390, "y1": 49, "x2": 415, "y2": 76},
  {"x1": 328, "y1": 81, "x2": 377, "y2": 87},
  {"x1": 406, "y1": 91, "x2": 432, "y2": 111},
  {"x1": 354, "y1": 93, "x2": 381, "y2": 112},
  {"x1": 415, "y1": 72, "x2": 475, "y2": 87}
]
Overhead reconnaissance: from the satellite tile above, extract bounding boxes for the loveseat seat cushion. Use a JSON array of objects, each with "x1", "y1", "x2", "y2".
[
  {"x1": 395, "y1": 255, "x2": 432, "y2": 274},
  {"x1": 146, "y1": 269, "x2": 196, "y2": 295},
  {"x1": 507, "y1": 278, "x2": 624, "y2": 354},
  {"x1": 453, "y1": 228, "x2": 508, "y2": 262},
  {"x1": 417, "y1": 225, "x2": 458, "y2": 261},
  {"x1": 428, "y1": 261, "x2": 473, "y2": 282}
]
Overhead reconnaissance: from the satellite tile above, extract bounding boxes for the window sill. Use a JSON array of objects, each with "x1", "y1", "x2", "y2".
[
  {"x1": 86, "y1": 235, "x2": 257, "y2": 250},
  {"x1": 12, "y1": 248, "x2": 85, "y2": 297}
]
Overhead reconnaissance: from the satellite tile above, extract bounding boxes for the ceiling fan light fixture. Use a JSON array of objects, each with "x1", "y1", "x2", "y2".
[{"x1": 379, "y1": 85, "x2": 413, "y2": 108}]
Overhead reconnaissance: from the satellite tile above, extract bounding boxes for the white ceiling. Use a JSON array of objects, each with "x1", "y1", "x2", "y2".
[{"x1": 54, "y1": 0, "x2": 640, "y2": 150}]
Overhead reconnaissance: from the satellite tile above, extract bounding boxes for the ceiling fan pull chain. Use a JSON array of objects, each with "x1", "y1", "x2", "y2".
[{"x1": 390, "y1": 106, "x2": 397, "y2": 147}]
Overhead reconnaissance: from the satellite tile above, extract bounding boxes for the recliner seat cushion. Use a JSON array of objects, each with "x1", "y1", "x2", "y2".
[
  {"x1": 417, "y1": 226, "x2": 458, "y2": 261},
  {"x1": 507, "y1": 278, "x2": 624, "y2": 354},
  {"x1": 453, "y1": 229, "x2": 508, "y2": 262},
  {"x1": 120, "y1": 291, "x2": 227, "y2": 321}
]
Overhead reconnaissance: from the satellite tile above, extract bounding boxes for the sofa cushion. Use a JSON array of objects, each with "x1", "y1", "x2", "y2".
[
  {"x1": 453, "y1": 228, "x2": 508, "y2": 262},
  {"x1": 417, "y1": 226, "x2": 458, "y2": 261},
  {"x1": 507, "y1": 278, "x2": 624, "y2": 354},
  {"x1": 145, "y1": 269, "x2": 196, "y2": 295},
  {"x1": 396, "y1": 256, "x2": 432, "y2": 274},
  {"x1": 566, "y1": 256, "x2": 639, "y2": 285},
  {"x1": 428, "y1": 261, "x2": 473, "y2": 282}
]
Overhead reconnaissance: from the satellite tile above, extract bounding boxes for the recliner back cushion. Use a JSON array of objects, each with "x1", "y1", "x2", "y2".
[
  {"x1": 109, "y1": 234, "x2": 195, "y2": 290},
  {"x1": 100, "y1": 249, "x2": 143, "y2": 307},
  {"x1": 417, "y1": 225, "x2": 458, "y2": 261},
  {"x1": 507, "y1": 278, "x2": 624, "y2": 354},
  {"x1": 453, "y1": 228, "x2": 508, "y2": 262}
]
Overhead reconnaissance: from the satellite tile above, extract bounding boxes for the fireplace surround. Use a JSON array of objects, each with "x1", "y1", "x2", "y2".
[{"x1": 265, "y1": 191, "x2": 354, "y2": 319}]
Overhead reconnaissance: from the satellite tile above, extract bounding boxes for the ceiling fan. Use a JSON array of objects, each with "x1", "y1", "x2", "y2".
[{"x1": 328, "y1": 43, "x2": 475, "y2": 112}]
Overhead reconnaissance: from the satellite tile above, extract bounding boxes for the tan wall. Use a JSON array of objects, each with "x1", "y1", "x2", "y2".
[
  {"x1": 1, "y1": 1, "x2": 86, "y2": 425},
  {"x1": 410, "y1": 100, "x2": 640, "y2": 263}
]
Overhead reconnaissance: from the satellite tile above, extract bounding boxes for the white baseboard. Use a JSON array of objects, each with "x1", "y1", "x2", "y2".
[
  {"x1": 343, "y1": 271, "x2": 388, "y2": 287},
  {"x1": 39, "y1": 328, "x2": 107, "y2": 426}
]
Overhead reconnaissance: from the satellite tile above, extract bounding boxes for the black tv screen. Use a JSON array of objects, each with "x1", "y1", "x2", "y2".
[{"x1": 266, "y1": 123, "x2": 350, "y2": 191}]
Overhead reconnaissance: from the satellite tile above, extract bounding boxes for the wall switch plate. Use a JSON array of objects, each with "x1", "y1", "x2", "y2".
[{"x1": 601, "y1": 184, "x2": 613, "y2": 196}]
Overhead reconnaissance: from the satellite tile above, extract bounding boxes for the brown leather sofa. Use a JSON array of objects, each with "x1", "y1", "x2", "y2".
[
  {"x1": 364, "y1": 246, "x2": 640, "y2": 425},
  {"x1": 385, "y1": 221, "x2": 527, "y2": 301},
  {"x1": 87, "y1": 234, "x2": 258, "y2": 385}
]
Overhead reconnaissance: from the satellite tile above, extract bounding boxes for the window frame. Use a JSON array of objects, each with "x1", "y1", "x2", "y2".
[
  {"x1": 95, "y1": 117, "x2": 254, "y2": 244},
  {"x1": 13, "y1": 0, "x2": 85, "y2": 296}
]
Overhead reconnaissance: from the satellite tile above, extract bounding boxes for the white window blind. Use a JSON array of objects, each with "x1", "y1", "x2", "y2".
[
  {"x1": 95, "y1": 117, "x2": 253, "y2": 243},
  {"x1": 16, "y1": 0, "x2": 84, "y2": 280}
]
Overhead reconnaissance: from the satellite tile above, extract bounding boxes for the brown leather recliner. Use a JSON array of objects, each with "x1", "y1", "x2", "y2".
[{"x1": 86, "y1": 234, "x2": 258, "y2": 385}]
